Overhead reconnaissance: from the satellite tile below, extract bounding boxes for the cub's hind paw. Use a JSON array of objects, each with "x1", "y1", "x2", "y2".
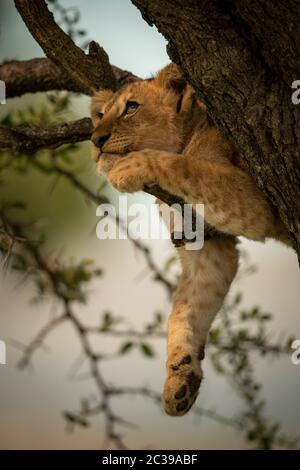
[{"x1": 163, "y1": 353, "x2": 203, "y2": 416}]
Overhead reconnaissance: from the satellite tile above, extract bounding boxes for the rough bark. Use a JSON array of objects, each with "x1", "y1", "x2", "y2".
[
  {"x1": 0, "y1": 118, "x2": 92, "y2": 154},
  {"x1": 0, "y1": 58, "x2": 138, "y2": 98},
  {"x1": 132, "y1": 0, "x2": 300, "y2": 261}
]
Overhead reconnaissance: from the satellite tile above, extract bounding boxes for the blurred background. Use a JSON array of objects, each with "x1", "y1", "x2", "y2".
[{"x1": 0, "y1": 0, "x2": 299, "y2": 450}]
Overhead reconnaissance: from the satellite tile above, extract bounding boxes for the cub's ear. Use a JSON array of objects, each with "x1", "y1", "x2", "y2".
[
  {"x1": 154, "y1": 64, "x2": 199, "y2": 114},
  {"x1": 154, "y1": 63, "x2": 186, "y2": 95},
  {"x1": 91, "y1": 89, "x2": 114, "y2": 119}
]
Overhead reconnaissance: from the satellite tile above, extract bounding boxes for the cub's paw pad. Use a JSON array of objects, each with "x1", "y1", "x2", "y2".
[{"x1": 163, "y1": 354, "x2": 203, "y2": 416}]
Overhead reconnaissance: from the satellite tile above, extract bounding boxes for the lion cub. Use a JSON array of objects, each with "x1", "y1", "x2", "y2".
[{"x1": 91, "y1": 64, "x2": 290, "y2": 416}]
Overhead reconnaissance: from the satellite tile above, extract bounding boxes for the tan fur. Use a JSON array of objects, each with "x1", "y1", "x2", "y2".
[{"x1": 90, "y1": 64, "x2": 291, "y2": 416}]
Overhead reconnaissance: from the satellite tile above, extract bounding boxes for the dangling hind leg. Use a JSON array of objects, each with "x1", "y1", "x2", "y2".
[{"x1": 163, "y1": 236, "x2": 239, "y2": 416}]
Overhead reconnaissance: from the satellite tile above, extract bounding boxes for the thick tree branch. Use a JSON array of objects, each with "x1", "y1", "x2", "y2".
[
  {"x1": 0, "y1": 58, "x2": 138, "y2": 98},
  {"x1": 0, "y1": 118, "x2": 92, "y2": 154},
  {"x1": 14, "y1": 0, "x2": 118, "y2": 94},
  {"x1": 10, "y1": 0, "x2": 138, "y2": 98}
]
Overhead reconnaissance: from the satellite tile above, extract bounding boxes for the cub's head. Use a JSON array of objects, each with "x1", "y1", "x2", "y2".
[{"x1": 91, "y1": 64, "x2": 206, "y2": 165}]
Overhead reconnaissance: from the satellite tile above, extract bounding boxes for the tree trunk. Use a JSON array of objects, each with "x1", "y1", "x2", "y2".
[{"x1": 132, "y1": 0, "x2": 300, "y2": 262}]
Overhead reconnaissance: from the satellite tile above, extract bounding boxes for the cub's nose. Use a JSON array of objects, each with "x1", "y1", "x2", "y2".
[{"x1": 92, "y1": 133, "x2": 111, "y2": 149}]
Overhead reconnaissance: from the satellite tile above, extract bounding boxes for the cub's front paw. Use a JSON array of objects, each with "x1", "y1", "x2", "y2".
[
  {"x1": 97, "y1": 153, "x2": 121, "y2": 176},
  {"x1": 107, "y1": 151, "x2": 154, "y2": 193},
  {"x1": 163, "y1": 349, "x2": 204, "y2": 416}
]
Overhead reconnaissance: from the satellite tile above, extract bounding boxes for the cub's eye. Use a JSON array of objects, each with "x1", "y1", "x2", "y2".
[
  {"x1": 96, "y1": 112, "x2": 103, "y2": 119},
  {"x1": 125, "y1": 101, "x2": 139, "y2": 115}
]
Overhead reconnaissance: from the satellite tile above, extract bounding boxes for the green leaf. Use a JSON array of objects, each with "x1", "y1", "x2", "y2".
[
  {"x1": 119, "y1": 342, "x2": 134, "y2": 355},
  {"x1": 261, "y1": 313, "x2": 272, "y2": 321},
  {"x1": 100, "y1": 311, "x2": 114, "y2": 331},
  {"x1": 209, "y1": 327, "x2": 221, "y2": 342},
  {"x1": 140, "y1": 342, "x2": 155, "y2": 358},
  {"x1": 155, "y1": 312, "x2": 164, "y2": 325},
  {"x1": 250, "y1": 307, "x2": 260, "y2": 317},
  {"x1": 233, "y1": 292, "x2": 242, "y2": 306},
  {"x1": 63, "y1": 412, "x2": 89, "y2": 427}
]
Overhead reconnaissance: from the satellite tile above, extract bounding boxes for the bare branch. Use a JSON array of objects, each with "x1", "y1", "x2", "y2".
[
  {"x1": 18, "y1": 314, "x2": 68, "y2": 370},
  {"x1": 0, "y1": 118, "x2": 92, "y2": 154},
  {"x1": 0, "y1": 57, "x2": 139, "y2": 98},
  {"x1": 0, "y1": 58, "x2": 84, "y2": 97}
]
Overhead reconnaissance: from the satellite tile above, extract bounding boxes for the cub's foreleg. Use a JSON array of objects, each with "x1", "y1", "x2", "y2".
[
  {"x1": 163, "y1": 236, "x2": 239, "y2": 416},
  {"x1": 107, "y1": 149, "x2": 276, "y2": 242}
]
